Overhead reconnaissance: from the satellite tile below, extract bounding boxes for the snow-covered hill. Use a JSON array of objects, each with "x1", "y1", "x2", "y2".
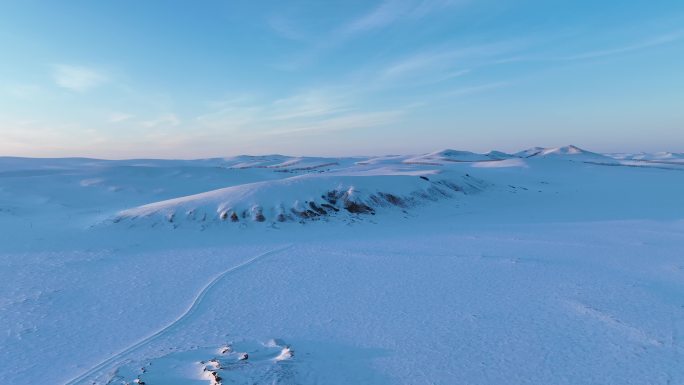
[
  {"x1": 403, "y1": 149, "x2": 501, "y2": 164},
  {"x1": 609, "y1": 151, "x2": 684, "y2": 164},
  {"x1": 113, "y1": 168, "x2": 487, "y2": 227},
  {"x1": 516, "y1": 145, "x2": 617, "y2": 162}
]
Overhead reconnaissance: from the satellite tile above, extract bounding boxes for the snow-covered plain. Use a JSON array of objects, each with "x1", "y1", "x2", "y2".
[{"x1": 1, "y1": 146, "x2": 683, "y2": 385}]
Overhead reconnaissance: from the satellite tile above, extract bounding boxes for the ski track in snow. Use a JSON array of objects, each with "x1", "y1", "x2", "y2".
[{"x1": 62, "y1": 244, "x2": 293, "y2": 385}]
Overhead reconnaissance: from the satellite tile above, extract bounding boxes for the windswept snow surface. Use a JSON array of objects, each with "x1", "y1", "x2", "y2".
[{"x1": 1, "y1": 147, "x2": 684, "y2": 385}]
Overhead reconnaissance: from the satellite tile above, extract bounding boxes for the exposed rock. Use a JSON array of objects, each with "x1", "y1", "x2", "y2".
[{"x1": 343, "y1": 200, "x2": 375, "y2": 214}]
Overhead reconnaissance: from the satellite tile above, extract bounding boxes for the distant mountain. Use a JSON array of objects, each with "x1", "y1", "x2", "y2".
[
  {"x1": 516, "y1": 145, "x2": 615, "y2": 162},
  {"x1": 404, "y1": 149, "x2": 512, "y2": 164},
  {"x1": 609, "y1": 152, "x2": 684, "y2": 163}
]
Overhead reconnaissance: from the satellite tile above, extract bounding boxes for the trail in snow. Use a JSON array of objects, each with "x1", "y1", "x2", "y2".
[{"x1": 62, "y1": 244, "x2": 293, "y2": 385}]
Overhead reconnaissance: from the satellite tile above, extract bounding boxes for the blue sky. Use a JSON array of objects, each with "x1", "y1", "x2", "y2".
[{"x1": 0, "y1": 0, "x2": 682, "y2": 158}]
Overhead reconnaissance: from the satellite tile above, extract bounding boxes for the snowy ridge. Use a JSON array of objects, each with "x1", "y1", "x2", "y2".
[
  {"x1": 113, "y1": 170, "x2": 487, "y2": 227},
  {"x1": 403, "y1": 149, "x2": 507, "y2": 164},
  {"x1": 221, "y1": 155, "x2": 348, "y2": 172},
  {"x1": 515, "y1": 145, "x2": 616, "y2": 162},
  {"x1": 609, "y1": 151, "x2": 684, "y2": 164}
]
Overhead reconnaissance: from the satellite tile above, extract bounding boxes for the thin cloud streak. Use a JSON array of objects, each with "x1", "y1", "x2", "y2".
[
  {"x1": 263, "y1": 110, "x2": 403, "y2": 136},
  {"x1": 266, "y1": 14, "x2": 309, "y2": 42},
  {"x1": 492, "y1": 30, "x2": 684, "y2": 64},
  {"x1": 341, "y1": 0, "x2": 412, "y2": 35},
  {"x1": 193, "y1": 87, "x2": 402, "y2": 142},
  {"x1": 558, "y1": 31, "x2": 684, "y2": 61},
  {"x1": 109, "y1": 112, "x2": 135, "y2": 123},
  {"x1": 142, "y1": 114, "x2": 181, "y2": 128},
  {"x1": 443, "y1": 81, "x2": 511, "y2": 97},
  {"x1": 53, "y1": 65, "x2": 109, "y2": 92},
  {"x1": 340, "y1": 0, "x2": 466, "y2": 36},
  {"x1": 273, "y1": 0, "x2": 469, "y2": 70},
  {"x1": 377, "y1": 38, "x2": 534, "y2": 83}
]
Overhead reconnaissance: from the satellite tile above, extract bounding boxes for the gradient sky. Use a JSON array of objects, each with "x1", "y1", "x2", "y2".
[{"x1": 1, "y1": 0, "x2": 683, "y2": 158}]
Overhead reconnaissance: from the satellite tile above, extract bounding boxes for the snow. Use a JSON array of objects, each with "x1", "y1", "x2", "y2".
[
  {"x1": 516, "y1": 145, "x2": 618, "y2": 163},
  {"x1": 403, "y1": 149, "x2": 503, "y2": 164},
  {"x1": 608, "y1": 152, "x2": 684, "y2": 166},
  {"x1": 472, "y1": 158, "x2": 528, "y2": 168},
  {"x1": 1, "y1": 147, "x2": 683, "y2": 385}
]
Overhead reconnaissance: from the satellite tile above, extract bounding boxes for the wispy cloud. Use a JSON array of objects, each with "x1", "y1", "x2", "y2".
[
  {"x1": 411, "y1": 0, "x2": 467, "y2": 17},
  {"x1": 0, "y1": 118, "x2": 97, "y2": 156},
  {"x1": 381, "y1": 52, "x2": 453, "y2": 80},
  {"x1": 197, "y1": 89, "x2": 351, "y2": 127},
  {"x1": 142, "y1": 113, "x2": 181, "y2": 128},
  {"x1": 264, "y1": 110, "x2": 402, "y2": 136},
  {"x1": 557, "y1": 31, "x2": 684, "y2": 61},
  {"x1": 273, "y1": 0, "x2": 469, "y2": 70},
  {"x1": 341, "y1": 0, "x2": 412, "y2": 35},
  {"x1": 53, "y1": 65, "x2": 109, "y2": 92},
  {"x1": 380, "y1": 52, "x2": 468, "y2": 81},
  {"x1": 270, "y1": 90, "x2": 350, "y2": 120},
  {"x1": 194, "y1": 87, "x2": 401, "y2": 140},
  {"x1": 5, "y1": 84, "x2": 44, "y2": 99},
  {"x1": 267, "y1": 14, "x2": 309, "y2": 42},
  {"x1": 108, "y1": 112, "x2": 135, "y2": 123},
  {"x1": 341, "y1": 0, "x2": 465, "y2": 36},
  {"x1": 443, "y1": 81, "x2": 511, "y2": 97},
  {"x1": 492, "y1": 30, "x2": 684, "y2": 64},
  {"x1": 375, "y1": 39, "x2": 530, "y2": 85}
]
